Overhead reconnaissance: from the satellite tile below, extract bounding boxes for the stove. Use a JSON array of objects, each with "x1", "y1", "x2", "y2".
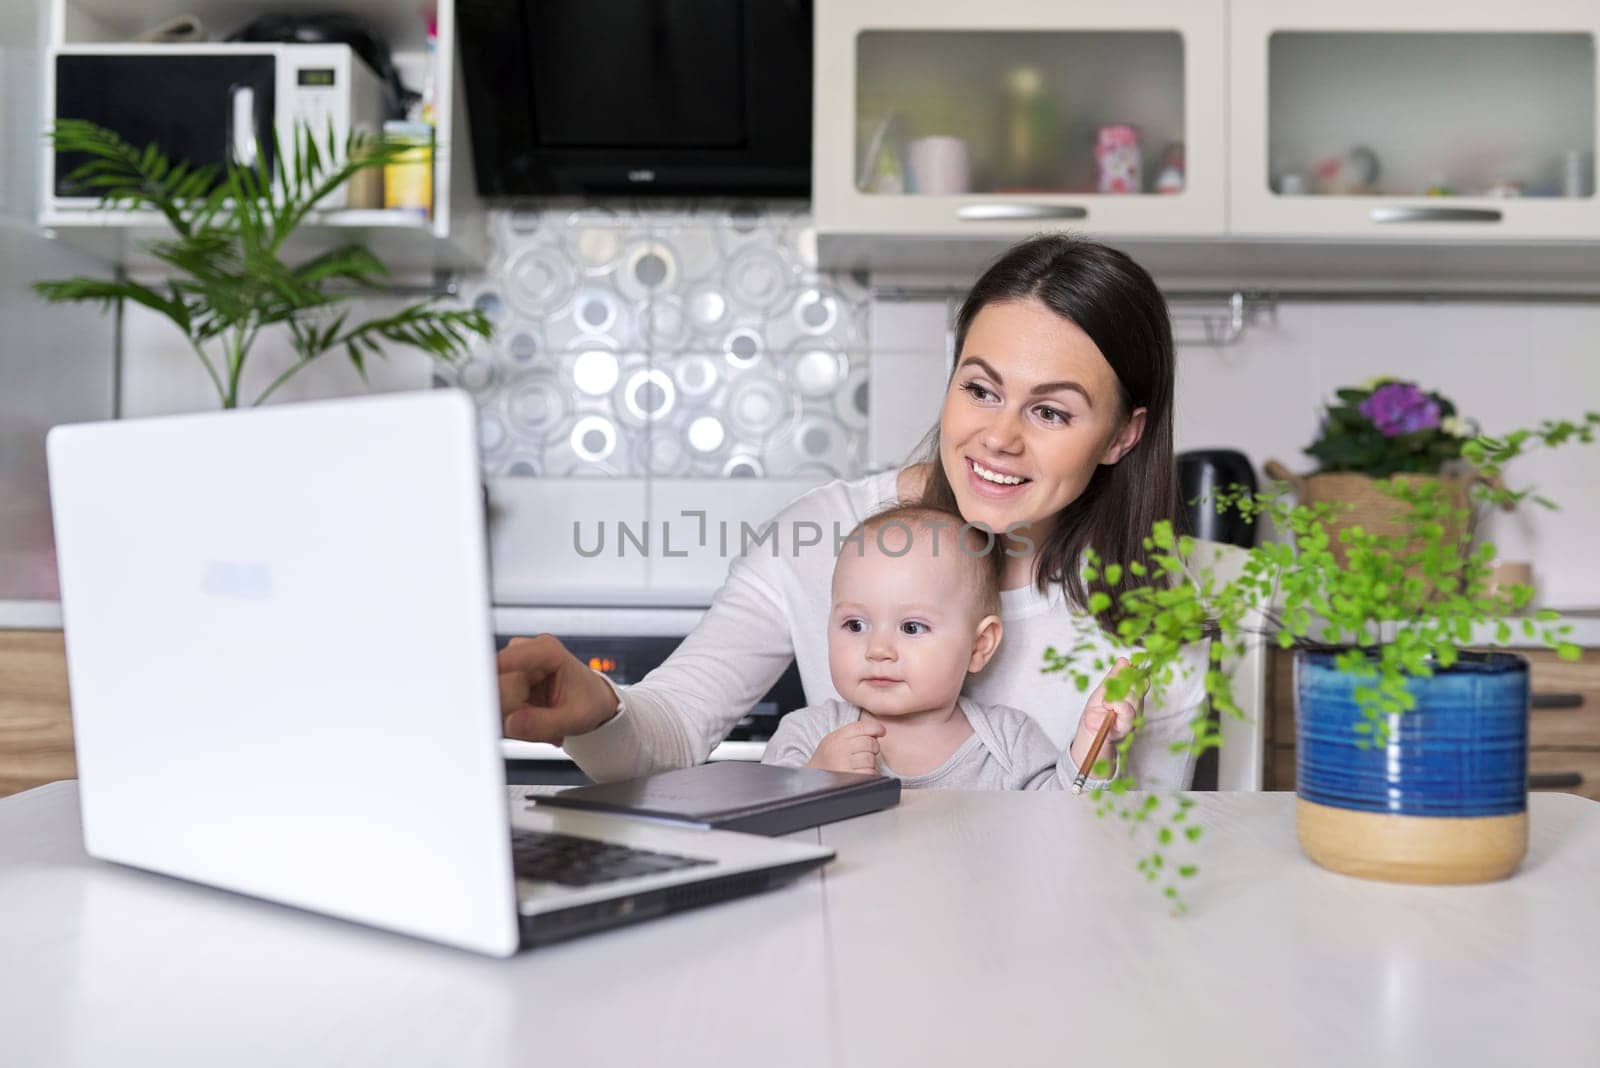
[{"x1": 493, "y1": 606, "x2": 805, "y2": 785}]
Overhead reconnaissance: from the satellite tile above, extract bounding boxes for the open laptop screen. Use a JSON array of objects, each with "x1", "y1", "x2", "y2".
[{"x1": 47, "y1": 390, "x2": 521, "y2": 956}]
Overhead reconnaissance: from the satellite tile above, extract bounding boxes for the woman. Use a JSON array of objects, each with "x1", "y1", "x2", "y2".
[{"x1": 498, "y1": 235, "x2": 1208, "y2": 788}]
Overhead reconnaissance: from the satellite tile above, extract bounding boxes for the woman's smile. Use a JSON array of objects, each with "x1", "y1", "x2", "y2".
[
  {"x1": 964, "y1": 456, "x2": 1032, "y2": 497},
  {"x1": 937, "y1": 298, "x2": 1145, "y2": 548}
]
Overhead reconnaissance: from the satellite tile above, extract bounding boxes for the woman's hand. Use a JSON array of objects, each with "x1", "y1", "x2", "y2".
[
  {"x1": 805, "y1": 719, "x2": 887, "y2": 774},
  {"x1": 497, "y1": 635, "x2": 621, "y2": 744},
  {"x1": 1069, "y1": 657, "x2": 1141, "y2": 777}
]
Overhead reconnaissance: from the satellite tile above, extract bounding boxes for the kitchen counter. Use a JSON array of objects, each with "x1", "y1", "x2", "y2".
[
  {"x1": 8, "y1": 600, "x2": 1600, "y2": 646},
  {"x1": 0, "y1": 601, "x2": 65, "y2": 630},
  {"x1": 0, "y1": 601, "x2": 714, "y2": 634}
]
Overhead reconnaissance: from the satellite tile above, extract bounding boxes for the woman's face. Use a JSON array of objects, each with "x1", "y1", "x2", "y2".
[{"x1": 938, "y1": 298, "x2": 1147, "y2": 542}]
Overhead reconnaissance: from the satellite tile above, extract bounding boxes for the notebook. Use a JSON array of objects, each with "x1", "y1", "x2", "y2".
[{"x1": 534, "y1": 762, "x2": 901, "y2": 837}]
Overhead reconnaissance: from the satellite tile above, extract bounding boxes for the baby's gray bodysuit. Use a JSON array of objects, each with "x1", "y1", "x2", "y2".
[{"x1": 761, "y1": 697, "x2": 1111, "y2": 790}]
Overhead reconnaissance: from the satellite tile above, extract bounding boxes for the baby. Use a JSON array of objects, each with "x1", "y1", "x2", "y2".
[{"x1": 762, "y1": 505, "x2": 1122, "y2": 789}]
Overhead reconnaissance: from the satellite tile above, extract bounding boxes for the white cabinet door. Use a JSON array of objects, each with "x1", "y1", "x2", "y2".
[
  {"x1": 814, "y1": 0, "x2": 1226, "y2": 241},
  {"x1": 1231, "y1": 0, "x2": 1600, "y2": 239}
]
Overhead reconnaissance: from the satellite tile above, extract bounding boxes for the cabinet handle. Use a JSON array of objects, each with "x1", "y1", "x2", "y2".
[
  {"x1": 1529, "y1": 772, "x2": 1584, "y2": 790},
  {"x1": 1531, "y1": 692, "x2": 1585, "y2": 710},
  {"x1": 1369, "y1": 206, "x2": 1503, "y2": 224},
  {"x1": 958, "y1": 204, "x2": 1088, "y2": 222}
]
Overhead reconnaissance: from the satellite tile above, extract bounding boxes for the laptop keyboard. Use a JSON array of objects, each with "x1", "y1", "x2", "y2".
[{"x1": 510, "y1": 829, "x2": 713, "y2": 887}]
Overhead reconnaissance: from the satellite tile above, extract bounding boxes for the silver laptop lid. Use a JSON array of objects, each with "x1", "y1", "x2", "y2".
[{"x1": 47, "y1": 390, "x2": 520, "y2": 957}]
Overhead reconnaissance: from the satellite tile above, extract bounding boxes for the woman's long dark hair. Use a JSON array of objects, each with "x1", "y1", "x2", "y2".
[{"x1": 916, "y1": 235, "x2": 1178, "y2": 634}]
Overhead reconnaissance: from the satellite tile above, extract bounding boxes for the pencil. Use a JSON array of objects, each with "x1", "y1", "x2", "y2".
[{"x1": 1071, "y1": 709, "x2": 1116, "y2": 795}]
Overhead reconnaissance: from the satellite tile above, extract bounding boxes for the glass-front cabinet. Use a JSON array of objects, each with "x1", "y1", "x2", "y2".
[
  {"x1": 813, "y1": 0, "x2": 1226, "y2": 239},
  {"x1": 1231, "y1": 0, "x2": 1600, "y2": 238}
]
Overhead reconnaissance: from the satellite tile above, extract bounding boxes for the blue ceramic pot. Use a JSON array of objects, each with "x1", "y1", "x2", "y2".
[{"x1": 1294, "y1": 648, "x2": 1530, "y2": 884}]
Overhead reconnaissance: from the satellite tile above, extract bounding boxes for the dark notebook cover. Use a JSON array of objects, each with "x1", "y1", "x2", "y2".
[{"x1": 533, "y1": 762, "x2": 901, "y2": 837}]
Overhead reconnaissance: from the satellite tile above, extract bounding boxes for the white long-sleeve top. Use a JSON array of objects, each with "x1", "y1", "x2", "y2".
[{"x1": 563, "y1": 469, "x2": 1208, "y2": 789}]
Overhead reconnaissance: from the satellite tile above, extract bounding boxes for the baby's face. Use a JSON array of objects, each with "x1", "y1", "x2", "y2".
[{"x1": 827, "y1": 537, "x2": 989, "y2": 717}]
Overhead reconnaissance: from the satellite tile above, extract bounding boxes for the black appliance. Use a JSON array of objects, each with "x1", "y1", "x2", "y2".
[
  {"x1": 1177, "y1": 449, "x2": 1258, "y2": 548},
  {"x1": 457, "y1": 0, "x2": 813, "y2": 197},
  {"x1": 53, "y1": 51, "x2": 278, "y2": 195},
  {"x1": 1176, "y1": 449, "x2": 1258, "y2": 793},
  {"x1": 227, "y1": 13, "x2": 416, "y2": 120}
]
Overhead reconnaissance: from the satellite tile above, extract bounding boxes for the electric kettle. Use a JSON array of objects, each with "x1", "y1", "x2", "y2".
[{"x1": 1176, "y1": 449, "x2": 1258, "y2": 548}]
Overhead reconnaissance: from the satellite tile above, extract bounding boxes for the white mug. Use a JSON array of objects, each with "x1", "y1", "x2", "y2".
[{"x1": 907, "y1": 136, "x2": 971, "y2": 195}]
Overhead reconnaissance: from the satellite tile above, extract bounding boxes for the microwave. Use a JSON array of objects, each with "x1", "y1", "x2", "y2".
[
  {"x1": 50, "y1": 44, "x2": 387, "y2": 211},
  {"x1": 457, "y1": 0, "x2": 812, "y2": 197}
]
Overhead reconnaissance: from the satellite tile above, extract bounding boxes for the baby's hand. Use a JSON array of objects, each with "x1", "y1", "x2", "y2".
[
  {"x1": 805, "y1": 719, "x2": 887, "y2": 774},
  {"x1": 1071, "y1": 658, "x2": 1142, "y2": 777}
]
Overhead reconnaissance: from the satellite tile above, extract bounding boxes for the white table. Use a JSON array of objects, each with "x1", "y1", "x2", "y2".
[{"x1": 3, "y1": 782, "x2": 1599, "y2": 1067}]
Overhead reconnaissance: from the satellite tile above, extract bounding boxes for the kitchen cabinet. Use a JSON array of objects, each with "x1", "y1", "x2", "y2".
[
  {"x1": 39, "y1": 0, "x2": 482, "y2": 269},
  {"x1": 813, "y1": 0, "x2": 1227, "y2": 244},
  {"x1": 1229, "y1": 0, "x2": 1600, "y2": 240},
  {"x1": 0, "y1": 630, "x2": 74, "y2": 798},
  {"x1": 816, "y1": 1, "x2": 1600, "y2": 287},
  {"x1": 1265, "y1": 645, "x2": 1600, "y2": 802}
]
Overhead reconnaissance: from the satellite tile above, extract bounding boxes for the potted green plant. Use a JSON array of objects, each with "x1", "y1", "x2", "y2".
[
  {"x1": 34, "y1": 120, "x2": 491, "y2": 409},
  {"x1": 1046, "y1": 408, "x2": 1600, "y2": 912}
]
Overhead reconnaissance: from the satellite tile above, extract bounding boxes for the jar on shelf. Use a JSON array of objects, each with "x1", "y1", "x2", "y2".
[
  {"x1": 1154, "y1": 142, "x2": 1185, "y2": 194},
  {"x1": 998, "y1": 66, "x2": 1059, "y2": 191},
  {"x1": 1094, "y1": 124, "x2": 1141, "y2": 194}
]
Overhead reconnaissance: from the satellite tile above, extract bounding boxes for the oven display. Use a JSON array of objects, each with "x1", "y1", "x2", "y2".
[{"x1": 297, "y1": 68, "x2": 336, "y2": 87}]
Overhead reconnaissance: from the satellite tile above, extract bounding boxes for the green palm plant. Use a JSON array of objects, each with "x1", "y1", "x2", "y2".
[{"x1": 35, "y1": 119, "x2": 492, "y2": 408}]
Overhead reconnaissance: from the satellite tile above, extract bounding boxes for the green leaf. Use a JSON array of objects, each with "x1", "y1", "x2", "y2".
[
  {"x1": 35, "y1": 120, "x2": 496, "y2": 410},
  {"x1": 293, "y1": 244, "x2": 389, "y2": 288},
  {"x1": 34, "y1": 278, "x2": 183, "y2": 323}
]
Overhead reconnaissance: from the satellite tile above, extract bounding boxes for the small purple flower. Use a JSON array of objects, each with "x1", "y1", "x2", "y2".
[{"x1": 1360, "y1": 382, "x2": 1441, "y2": 437}]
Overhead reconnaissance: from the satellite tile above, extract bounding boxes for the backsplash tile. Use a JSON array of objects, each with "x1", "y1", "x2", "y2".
[{"x1": 445, "y1": 205, "x2": 872, "y2": 479}]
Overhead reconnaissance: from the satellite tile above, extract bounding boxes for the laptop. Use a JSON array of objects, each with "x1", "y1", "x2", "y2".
[{"x1": 45, "y1": 389, "x2": 833, "y2": 957}]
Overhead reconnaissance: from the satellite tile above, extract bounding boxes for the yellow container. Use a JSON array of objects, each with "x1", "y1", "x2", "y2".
[{"x1": 383, "y1": 121, "x2": 433, "y2": 220}]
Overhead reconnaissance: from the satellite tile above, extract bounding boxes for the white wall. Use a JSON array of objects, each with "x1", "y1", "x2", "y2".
[
  {"x1": 108, "y1": 264, "x2": 1600, "y2": 610},
  {"x1": 1177, "y1": 301, "x2": 1600, "y2": 609},
  {"x1": 869, "y1": 299, "x2": 1600, "y2": 610},
  {"x1": 0, "y1": 0, "x2": 116, "y2": 601},
  {"x1": 118, "y1": 295, "x2": 438, "y2": 417}
]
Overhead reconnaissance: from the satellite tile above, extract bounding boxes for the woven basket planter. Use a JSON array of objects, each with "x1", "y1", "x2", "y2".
[{"x1": 1263, "y1": 462, "x2": 1473, "y2": 569}]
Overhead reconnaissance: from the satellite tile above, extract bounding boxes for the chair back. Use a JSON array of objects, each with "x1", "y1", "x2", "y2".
[{"x1": 1184, "y1": 539, "x2": 1267, "y2": 791}]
